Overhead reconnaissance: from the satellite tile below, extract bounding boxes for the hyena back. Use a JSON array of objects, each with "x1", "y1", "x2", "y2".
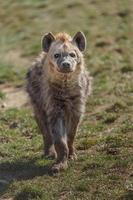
[{"x1": 26, "y1": 32, "x2": 92, "y2": 172}]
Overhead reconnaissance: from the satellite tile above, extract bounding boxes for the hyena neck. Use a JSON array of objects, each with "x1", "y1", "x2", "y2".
[
  {"x1": 43, "y1": 58, "x2": 84, "y2": 88},
  {"x1": 49, "y1": 71, "x2": 84, "y2": 89}
]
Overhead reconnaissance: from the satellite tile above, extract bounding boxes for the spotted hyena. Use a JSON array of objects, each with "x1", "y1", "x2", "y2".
[{"x1": 26, "y1": 32, "x2": 92, "y2": 172}]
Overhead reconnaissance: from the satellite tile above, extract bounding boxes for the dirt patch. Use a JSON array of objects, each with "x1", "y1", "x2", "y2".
[
  {"x1": 0, "y1": 85, "x2": 29, "y2": 110},
  {"x1": 0, "y1": 50, "x2": 30, "y2": 69},
  {"x1": 0, "y1": 199, "x2": 13, "y2": 200}
]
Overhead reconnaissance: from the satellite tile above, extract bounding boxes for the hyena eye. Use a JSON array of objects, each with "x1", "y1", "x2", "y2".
[
  {"x1": 54, "y1": 53, "x2": 60, "y2": 59},
  {"x1": 69, "y1": 52, "x2": 76, "y2": 58}
]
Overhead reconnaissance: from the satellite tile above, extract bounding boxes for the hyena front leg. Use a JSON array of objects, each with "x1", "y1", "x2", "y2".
[
  {"x1": 68, "y1": 116, "x2": 80, "y2": 160},
  {"x1": 49, "y1": 117, "x2": 69, "y2": 172},
  {"x1": 34, "y1": 107, "x2": 57, "y2": 159},
  {"x1": 42, "y1": 133, "x2": 57, "y2": 159}
]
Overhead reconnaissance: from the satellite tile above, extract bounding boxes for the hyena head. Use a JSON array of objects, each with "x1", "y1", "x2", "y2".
[{"x1": 42, "y1": 32, "x2": 86, "y2": 74}]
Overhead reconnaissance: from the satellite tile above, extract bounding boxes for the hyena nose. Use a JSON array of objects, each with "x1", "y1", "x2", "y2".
[
  {"x1": 62, "y1": 62, "x2": 70, "y2": 68},
  {"x1": 60, "y1": 62, "x2": 72, "y2": 73}
]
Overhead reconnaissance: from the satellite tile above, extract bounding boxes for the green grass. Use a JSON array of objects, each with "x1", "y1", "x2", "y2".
[
  {"x1": 0, "y1": 0, "x2": 133, "y2": 199},
  {"x1": 0, "y1": 91, "x2": 6, "y2": 100},
  {"x1": 0, "y1": 61, "x2": 25, "y2": 85}
]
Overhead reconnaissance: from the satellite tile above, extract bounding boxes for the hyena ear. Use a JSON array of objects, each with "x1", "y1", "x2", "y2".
[
  {"x1": 42, "y1": 32, "x2": 55, "y2": 52},
  {"x1": 72, "y1": 31, "x2": 86, "y2": 51}
]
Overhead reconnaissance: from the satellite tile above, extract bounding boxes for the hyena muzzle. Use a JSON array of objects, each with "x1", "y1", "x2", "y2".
[{"x1": 26, "y1": 31, "x2": 92, "y2": 172}]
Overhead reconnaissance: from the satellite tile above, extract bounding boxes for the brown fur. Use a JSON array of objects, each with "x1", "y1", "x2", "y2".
[
  {"x1": 55, "y1": 32, "x2": 71, "y2": 42},
  {"x1": 26, "y1": 32, "x2": 92, "y2": 172}
]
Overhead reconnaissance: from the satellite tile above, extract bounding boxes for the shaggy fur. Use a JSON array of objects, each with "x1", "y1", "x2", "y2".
[{"x1": 26, "y1": 32, "x2": 92, "y2": 172}]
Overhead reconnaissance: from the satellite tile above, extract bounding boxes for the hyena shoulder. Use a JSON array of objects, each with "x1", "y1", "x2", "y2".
[
  {"x1": 80, "y1": 70, "x2": 92, "y2": 97},
  {"x1": 26, "y1": 52, "x2": 45, "y2": 80},
  {"x1": 26, "y1": 53, "x2": 46, "y2": 103}
]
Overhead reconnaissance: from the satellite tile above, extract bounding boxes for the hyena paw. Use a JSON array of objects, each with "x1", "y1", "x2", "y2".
[
  {"x1": 51, "y1": 161, "x2": 68, "y2": 173},
  {"x1": 44, "y1": 151, "x2": 57, "y2": 160},
  {"x1": 68, "y1": 152, "x2": 77, "y2": 160}
]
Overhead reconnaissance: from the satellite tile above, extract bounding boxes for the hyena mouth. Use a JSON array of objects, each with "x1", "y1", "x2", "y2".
[
  {"x1": 58, "y1": 68, "x2": 73, "y2": 74},
  {"x1": 58, "y1": 62, "x2": 73, "y2": 73}
]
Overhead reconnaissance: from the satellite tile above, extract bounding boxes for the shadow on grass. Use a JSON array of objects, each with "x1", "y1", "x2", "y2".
[{"x1": 0, "y1": 157, "x2": 53, "y2": 196}]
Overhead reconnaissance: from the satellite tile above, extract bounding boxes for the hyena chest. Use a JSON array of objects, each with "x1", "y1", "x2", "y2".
[{"x1": 46, "y1": 86, "x2": 85, "y2": 120}]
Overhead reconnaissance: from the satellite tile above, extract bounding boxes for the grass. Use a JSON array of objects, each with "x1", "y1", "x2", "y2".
[
  {"x1": 0, "y1": 0, "x2": 133, "y2": 199},
  {"x1": 0, "y1": 91, "x2": 6, "y2": 100}
]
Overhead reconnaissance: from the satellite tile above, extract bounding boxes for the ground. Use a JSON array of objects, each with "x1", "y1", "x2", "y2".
[{"x1": 0, "y1": 0, "x2": 133, "y2": 199}]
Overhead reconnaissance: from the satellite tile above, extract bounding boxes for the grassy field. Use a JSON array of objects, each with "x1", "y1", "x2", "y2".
[{"x1": 0, "y1": 0, "x2": 133, "y2": 199}]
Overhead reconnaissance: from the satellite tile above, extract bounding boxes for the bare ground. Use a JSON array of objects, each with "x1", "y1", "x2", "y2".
[{"x1": 0, "y1": 85, "x2": 29, "y2": 110}]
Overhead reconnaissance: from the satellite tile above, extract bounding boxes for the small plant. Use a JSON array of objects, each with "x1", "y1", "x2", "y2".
[
  {"x1": 14, "y1": 185, "x2": 43, "y2": 200},
  {"x1": 0, "y1": 91, "x2": 6, "y2": 100}
]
